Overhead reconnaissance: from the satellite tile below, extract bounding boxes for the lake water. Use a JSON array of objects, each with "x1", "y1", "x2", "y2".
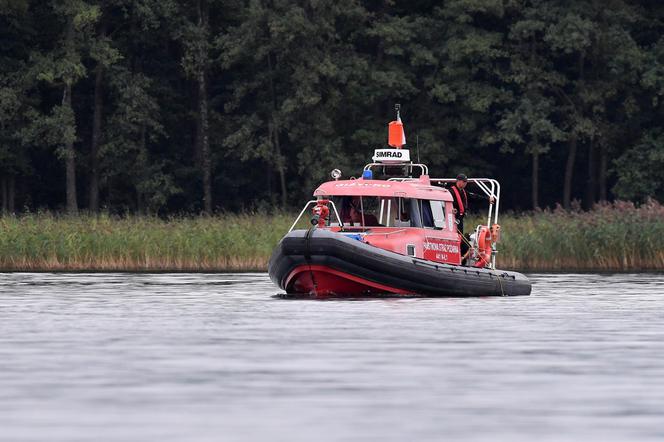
[{"x1": 1, "y1": 273, "x2": 663, "y2": 442}]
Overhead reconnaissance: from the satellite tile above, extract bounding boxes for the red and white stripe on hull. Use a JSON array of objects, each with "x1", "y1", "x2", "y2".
[{"x1": 284, "y1": 265, "x2": 412, "y2": 297}]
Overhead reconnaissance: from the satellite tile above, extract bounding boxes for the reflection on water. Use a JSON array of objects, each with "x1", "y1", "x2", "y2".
[{"x1": 1, "y1": 273, "x2": 663, "y2": 441}]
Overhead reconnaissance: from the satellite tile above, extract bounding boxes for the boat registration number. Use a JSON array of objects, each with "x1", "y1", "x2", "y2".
[{"x1": 423, "y1": 238, "x2": 461, "y2": 265}]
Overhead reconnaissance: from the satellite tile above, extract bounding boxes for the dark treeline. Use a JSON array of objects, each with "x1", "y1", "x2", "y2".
[{"x1": 1, "y1": 0, "x2": 663, "y2": 215}]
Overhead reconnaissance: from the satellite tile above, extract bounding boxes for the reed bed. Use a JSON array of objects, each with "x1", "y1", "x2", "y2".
[
  {"x1": 0, "y1": 201, "x2": 662, "y2": 272},
  {"x1": 485, "y1": 200, "x2": 664, "y2": 272},
  {"x1": 0, "y1": 213, "x2": 293, "y2": 272}
]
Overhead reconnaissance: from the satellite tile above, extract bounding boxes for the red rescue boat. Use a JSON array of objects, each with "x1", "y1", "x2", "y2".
[{"x1": 268, "y1": 106, "x2": 531, "y2": 297}]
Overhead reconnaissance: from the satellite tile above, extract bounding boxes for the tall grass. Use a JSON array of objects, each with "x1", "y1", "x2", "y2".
[
  {"x1": 0, "y1": 213, "x2": 293, "y2": 271},
  {"x1": 484, "y1": 200, "x2": 664, "y2": 271},
  {"x1": 0, "y1": 201, "x2": 662, "y2": 272}
]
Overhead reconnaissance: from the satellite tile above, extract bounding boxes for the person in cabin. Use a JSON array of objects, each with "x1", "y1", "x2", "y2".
[
  {"x1": 339, "y1": 197, "x2": 353, "y2": 224},
  {"x1": 340, "y1": 196, "x2": 379, "y2": 226}
]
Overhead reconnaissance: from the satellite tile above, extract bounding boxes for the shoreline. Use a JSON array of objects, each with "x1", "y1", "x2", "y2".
[
  {"x1": 1, "y1": 268, "x2": 663, "y2": 274},
  {"x1": 1, "y1": 203, "x2": 663, "y2": 275}
]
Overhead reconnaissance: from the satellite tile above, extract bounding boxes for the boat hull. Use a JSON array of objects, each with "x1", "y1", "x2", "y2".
[{"x1": 268, "y1": 229, "x2": 532, "y2": 297}]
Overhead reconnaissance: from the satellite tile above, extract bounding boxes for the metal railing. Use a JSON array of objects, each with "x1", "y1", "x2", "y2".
[
  {"x1": 428, "y1": 178, "x2": 501, "y2": 227},
  {"x1": 363, "y1": 162, "x2": 429, "y2": 177},
  {"x1": 430, "y1": 178, "x2": 500, "y2": 269}
]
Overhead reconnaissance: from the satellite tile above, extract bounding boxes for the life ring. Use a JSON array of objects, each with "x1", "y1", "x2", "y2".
[{"x1": 474, "y1": 226, "x2": 493, "y2": 268}]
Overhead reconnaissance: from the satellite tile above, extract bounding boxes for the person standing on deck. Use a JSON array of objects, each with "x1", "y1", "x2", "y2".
[
  {"x1": 448, "y1": 174, "x2": 495, "y2": 235},
  {"x1": 447, "y1": 174, "x2": 495, "y2": 266}
]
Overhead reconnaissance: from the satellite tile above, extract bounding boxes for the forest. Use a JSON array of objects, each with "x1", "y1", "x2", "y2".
[{"x1": 1, "y1": 0, "x2": 663, "y2": 215}]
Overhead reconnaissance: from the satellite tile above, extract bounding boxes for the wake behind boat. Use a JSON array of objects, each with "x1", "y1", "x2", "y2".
[{"x1": 269, "y1": 106, "x2": 532, "y2": 297}]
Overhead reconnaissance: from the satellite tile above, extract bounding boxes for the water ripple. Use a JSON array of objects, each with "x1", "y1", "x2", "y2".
[{"x1": 0, "y1": 272, "x2": 663, "y2": 441}]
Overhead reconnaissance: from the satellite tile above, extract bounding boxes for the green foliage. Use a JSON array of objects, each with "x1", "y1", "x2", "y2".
[
  {"x1": 88, "y1": 34, "x2": 123, "y2": 68},
  {"x1": 0, "y1": 0, "x2": 663, "y2": 214},
  {"x1": 612, "y1": 130, "x2": 664, "y2": 202},
  {"x1": 23, "y1": 105, "x2": 77, "y2": 156},
  {"x1": 497, "y1": 96, "x2": 565, "y2": 155},
  {"x1": 101, "y1": 69, "x2": 178, "y2": 213},
  {"x1": 0, "y1": 0, "x2": 28, "y2": 16},
  {"x1": 0, "y1": 3, "x2": 35, "y2": 177}
]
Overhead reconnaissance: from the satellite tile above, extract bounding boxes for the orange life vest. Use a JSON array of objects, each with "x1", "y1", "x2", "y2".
[{"x1": 451, "y1": 186, "x2": 467, "y2": 216}]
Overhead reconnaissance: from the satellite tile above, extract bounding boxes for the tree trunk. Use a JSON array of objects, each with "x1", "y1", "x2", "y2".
[
  {"x1": 273, "y1": 125, "x2": 287, "y2": 209},
  {"x1": 63, "y1": 82, "x2": 78, "y2": 215},
  {"x1": 266, "y1": 53, "x2": 287, "y2": 209},
  {"x1": 563, "y1": 133, "x2": 577, "y2": 209},
  {"x1": 88, "y1": 67, "x2": 103, "y2": 212},
  {"x1": 136, "y1": 189, "x2": 144, "y2": 216},
  {"x1": 562, "y1": 51, "x2": 586, "y2": 210},
  {"x1": 267, "y1": 166, "x2": 276, "y2": 206},
  {"x1": 584, "y1": 139, "x2": 597, "y2": 209},
  {"x1": 197, "y1": 0, "x2": 212, "y2": 215},
  {"x1": 599, "y1": 144, "x2": 608, "y2": 202},
  {"x1": 63, "y1": 18, "x2": 78, "y2": 215},
  {"x1": 198, "y1": 72, "x2": 212, "y2": 214},
  {"x1": 89, "y1": 23, "x2": 106, "y2": 213},
  {"x1": 137, "y1": 124, "x2": 147, "y2": 216},
  {"x1": 531, "y1": 151, "x2": 539, "y2": 209},
  {"x1": 8, "y1": 176, "x2": 14, "y2": 213},
  {"x1": 1, "y1": 177, "x2": 6, "y2": 214}
]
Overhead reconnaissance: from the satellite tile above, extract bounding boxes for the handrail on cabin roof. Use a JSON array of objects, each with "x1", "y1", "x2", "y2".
[{"x1": 363, "y1": 162, "x2": 429, "y2": 176}]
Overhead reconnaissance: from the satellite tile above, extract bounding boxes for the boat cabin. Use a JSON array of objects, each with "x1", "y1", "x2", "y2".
[{"x1": 287, "y1": 175, "x2": 462, "y2": 265}]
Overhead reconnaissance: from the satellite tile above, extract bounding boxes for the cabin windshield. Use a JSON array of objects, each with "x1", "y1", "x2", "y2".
[
  {"x1": 332, "y1": 196, "x2": 382, "y2": 227},
  {"x1": 330, "y1": 196, "x2": 447, "y2": 230}
]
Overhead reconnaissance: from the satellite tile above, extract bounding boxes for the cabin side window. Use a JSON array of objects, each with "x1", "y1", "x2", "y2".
[
  {"x1": 378, "y1": 197, "x2": 392, "y2": 226},
  {"x1": 376, "y1": 197, "x2": 446, "y2": 229},
  {"x1": 393, "y1": 198, "x2": 429, "y2": 228},
  {"x1": 418, "y1": 199, "x2": 435, "y2": 228},
  {"x1": 429, "y1": 200, "x2": 446, "y2": 229},
  {"x1": 391, "y1": 198, "x2": 445, "y2": 229},
  {"x1": 394, "y1": 197, "x2": 411, "y2": 227}
]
